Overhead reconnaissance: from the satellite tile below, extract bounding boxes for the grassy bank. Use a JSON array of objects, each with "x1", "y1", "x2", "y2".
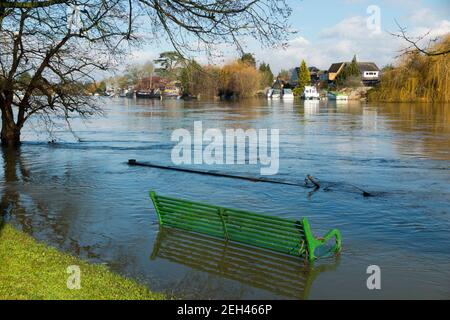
[{"x1": 0, "y1": 224, "x2": 165, "y2": 300}]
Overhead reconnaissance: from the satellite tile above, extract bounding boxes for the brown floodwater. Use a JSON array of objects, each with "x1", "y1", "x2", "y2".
[{"x1": 1, "y1": 98, "x2": 449, "y2": 299}]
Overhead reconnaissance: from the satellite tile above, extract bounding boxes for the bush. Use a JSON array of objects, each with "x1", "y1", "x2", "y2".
[
  {"x1": 219, "y1": 61, "x2": 260, "y2": 98},
  {"x1": 292, "y1": 86, "x2": 303, "y2": 97}
]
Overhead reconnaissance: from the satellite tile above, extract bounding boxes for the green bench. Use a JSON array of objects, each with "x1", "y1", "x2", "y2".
[{"x1": 150, "y1": 191, "x2": 342, "y2": 261}]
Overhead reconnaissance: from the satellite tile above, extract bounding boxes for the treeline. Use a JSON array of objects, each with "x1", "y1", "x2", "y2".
[
  {"x1": 177, "y1": 53, "x2": 275, "y2": 98},
  {"x1": 369, "y1": 34, "x2": 450, "y2": 102},
  {"x1": 89, "y1": 52, "x2": 275, "y2": 98}
]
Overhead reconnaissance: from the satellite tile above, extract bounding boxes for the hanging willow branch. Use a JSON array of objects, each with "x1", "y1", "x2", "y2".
[{"x1": 390, "y1": 20, "x2": 450, "y2": 56}]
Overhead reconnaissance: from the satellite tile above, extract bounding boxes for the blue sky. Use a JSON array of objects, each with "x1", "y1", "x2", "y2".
[{"x1": 129, "y1": 0, "x2": 450, "y2": 73}]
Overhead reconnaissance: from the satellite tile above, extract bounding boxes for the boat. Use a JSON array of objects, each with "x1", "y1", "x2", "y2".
[
  {"x1": 302, "y1": 86, "x2": 320, "y2": 100},
  {"x1": 118, "y1": 89, "x2": 130, "y2": 98},
  {"x1": 136, "y1": 89, "x2": 161, "y2": 99},
  {"x1": 268, "y1": 88, "x2": 281, "y2": 99},
  {"x1": 162, "y1": 87, "x2": 181, "y2": 100},
  {"x1": 282, "y1": 88, "x2": 294, "y2": 99},
  {"x1": 327, "y1": 91, "x2": 348, "y2": 101}
]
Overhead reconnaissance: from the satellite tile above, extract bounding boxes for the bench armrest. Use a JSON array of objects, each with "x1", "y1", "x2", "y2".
[{"x1": 315, "y1": 228, "x2": 342, "y2": 257}]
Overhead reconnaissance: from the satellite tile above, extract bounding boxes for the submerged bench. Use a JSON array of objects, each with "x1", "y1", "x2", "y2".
[{"x1": 150, "y1": 191, "x2": 342, "y2": 261}]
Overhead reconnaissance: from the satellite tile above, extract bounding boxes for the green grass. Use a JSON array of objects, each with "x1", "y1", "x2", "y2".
[{"x1": 0, "y1": 224, "x2": 166, "y2": 300}]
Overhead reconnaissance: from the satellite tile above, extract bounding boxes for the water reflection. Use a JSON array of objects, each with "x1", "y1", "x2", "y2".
[
  {"x1": 151, "y1": 227, "x2": 339, "y2": 299},
  {"x1": 377, "y1": 103, "x2": 450, "y2": 160},
  {"x1": 303, "y1": 100, "x2": 320, "y2": 116},
  {"x1": 0, "y1": 148, "x2": 31, "y2": 233},
  {"x1": 2, "y1": 98, "x2": 449, "y2": 299},
  {"x1": 0, "y1": 147, "x2": 102, "y2": 260}
]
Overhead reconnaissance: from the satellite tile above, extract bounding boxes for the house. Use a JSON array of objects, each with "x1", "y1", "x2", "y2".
[
  {"x1": 308, "y1": 66, "x2": 320, "y2": 83},
  {"x1": 327, "y1": 61, "x2": 380, "y2": 86},
  {"x1": 358, "y1": 62, "x2": 380, "y2": 86},
  {"x1": 318, "y1": 70, "x2": 328, "y2": 82},
  {"x1": 327, "y1": 62, "x2": 346, "y2": 82},
  {"x1": 289, "y1": 66, "x2": 324, "y2": 86},
  {"x1": 272, "y1": 77, "x2": 286, "y2": 89}
]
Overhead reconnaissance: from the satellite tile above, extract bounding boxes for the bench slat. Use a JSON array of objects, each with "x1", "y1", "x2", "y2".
[
  {"x1": 159, "y1": 204, "x2": 304, "y2": 241},
  {"x1": 158, "y1": 199, "x2": 304, "y2": 234},
  {"x1": 157, "y1": 195, "x2": 297, "y2": 226}
]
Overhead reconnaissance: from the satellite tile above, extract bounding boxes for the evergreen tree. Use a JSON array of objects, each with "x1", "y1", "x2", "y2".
[
  {"x1": 336, "y1": 55, "x2": 361, "y2": 87},
  {"x1": 293, "y1": 60, "x2": 310, "y2": 96},
  {"x1": 240, "y1": 53, "x2": 256, "y2": 67},
  {"x1": 347, "y1": 55, "x2": 360, "y2": 77},
  {"x1": 154, "y1": 51, "x2": 184, "y2": 79},
  {"x1": 259, "y1": 62, "x2": 274, "y2": 88}
]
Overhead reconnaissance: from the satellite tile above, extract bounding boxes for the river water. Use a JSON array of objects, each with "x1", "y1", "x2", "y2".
[{"x1": 1, "y1": 98, "x2": 449, "y2": 299}]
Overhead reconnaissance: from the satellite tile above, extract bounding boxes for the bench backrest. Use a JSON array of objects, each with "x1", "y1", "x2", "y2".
[{"x1": 150, "y1": 191, "x2": 317, "y2": 260}]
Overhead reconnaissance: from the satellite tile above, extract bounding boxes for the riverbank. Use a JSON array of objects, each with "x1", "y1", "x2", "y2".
[
  {"x1": 0, "y1": 224, "x2": 165, "y2": 300},
  {"x1": 332, "y1": 86, "x2": 372, "y2": 101}
]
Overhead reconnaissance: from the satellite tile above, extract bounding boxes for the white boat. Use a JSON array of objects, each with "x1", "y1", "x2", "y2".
[
  {"x1": 302, "y1": 86, "x2": 320, "y2": 100},
  {"x1": 270, "y1": 89, "x2": 282, "y2": 99},
  {"x1": 282, "y1": 88, "x2": 294, "y2": 99},
  {"x1": 118, "y1": 89, "x2": 129, "y2": 97}
]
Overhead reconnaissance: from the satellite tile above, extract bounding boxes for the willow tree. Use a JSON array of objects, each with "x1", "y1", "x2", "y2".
[{"x1": 0, "y1": 0, "x2": 292, "y2": 147}]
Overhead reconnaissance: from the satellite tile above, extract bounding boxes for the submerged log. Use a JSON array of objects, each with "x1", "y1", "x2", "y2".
[
  {"x1": 306, "y1": 174, "x2": 320, "y2": 188},
  {"x1": 128, "y1": 160, "x2": 373, "y2": 197}
]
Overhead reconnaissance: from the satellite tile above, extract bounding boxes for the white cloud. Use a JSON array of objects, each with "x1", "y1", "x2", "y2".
[
  {"x1": 258, "y1": 16, "x2": 400, "y2": 72},
  {"x1": 257, "y1": 13, "x2": 450, "y2": 73},
  {"x1": 409, "y1": 8, "x2": 436, "y2": 24},
  {"x1": 128, "y1": 50, "x2": 158, "y2": 65},
  {"x1": 320, "y1": 16, "x2": 369, "y2": 39},
  {"x1": 123, "y1": 6, "x2": 449, "y2": 75}
]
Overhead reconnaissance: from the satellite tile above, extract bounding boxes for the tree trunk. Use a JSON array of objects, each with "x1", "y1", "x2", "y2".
[{"x1": 1, "y1": 116, "x2": 21, "y2": 148}]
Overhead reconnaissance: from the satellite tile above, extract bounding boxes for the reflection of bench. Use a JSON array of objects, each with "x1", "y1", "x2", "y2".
[
  {"x1": 151, "y1": 228, "x2": 339, "y2": 299},
  {"x1": 150, "y1": 191, "x2": 342, "y2": 261}
]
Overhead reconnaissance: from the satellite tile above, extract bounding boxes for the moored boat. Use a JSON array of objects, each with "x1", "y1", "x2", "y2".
[
  {"x1": 162, "y1": 87, "x2": 181, "y2": 99},
  {"x1": 268, "y1": 88, "x2": 281, "y2": 99},
  {"x1": 282, "y1": 88, "x2": 294, "y2": 99},
  {"x1": 302, "y1": 86, "x2": 320, "y2": 100},
  {"x1": 136, "y1": 89, "x2": 161, "y2": 99}
]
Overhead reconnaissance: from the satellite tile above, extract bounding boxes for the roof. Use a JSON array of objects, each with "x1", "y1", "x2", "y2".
[
  {"x1": 357, "y1": 62, "x2": 379, "y2": 72},
  {"x1": 328, "y1": 62, "x2": 345, "y2": 73},
  {"x1": 328, "y1": 61, "x2": 380, "y2": 74}
]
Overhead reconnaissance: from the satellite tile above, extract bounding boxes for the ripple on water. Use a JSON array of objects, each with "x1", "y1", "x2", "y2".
[{"x1": 2, "y1": 99, "x2": 449, "y2": 299}]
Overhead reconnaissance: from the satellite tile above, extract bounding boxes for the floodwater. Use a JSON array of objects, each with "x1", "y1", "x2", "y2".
[{"x1": 1, "y1": 98, "x2": 449, "y2": 299}]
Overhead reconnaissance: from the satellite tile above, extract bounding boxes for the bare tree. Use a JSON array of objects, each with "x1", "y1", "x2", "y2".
[
  {"x1": 0, "y1": 0, "x2": 292, "y2": 147},
  {"x1": 391, "y1": 20, "x2": 450, "y2": 57}
]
